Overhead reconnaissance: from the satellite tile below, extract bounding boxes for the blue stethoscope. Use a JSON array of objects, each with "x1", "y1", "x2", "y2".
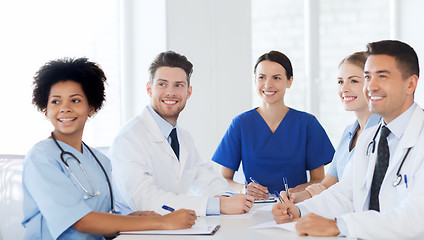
[
  {"x1": 51, "y1": 132, "x2": 115, "y2": 213},
  {"x1": 366, "y1": 125, "x2": 412, "y2": 187}
]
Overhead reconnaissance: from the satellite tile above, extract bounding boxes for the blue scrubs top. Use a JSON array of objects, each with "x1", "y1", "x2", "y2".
[
  {"x1": 327, "y1": 113, "x2": 381, "y2": 179},
  {"x1": 212, "y1": 108, "x2": 335, "y2": 192},
  {"x1": 22, "y1": 139, "x2": 113, "y2": 240}
]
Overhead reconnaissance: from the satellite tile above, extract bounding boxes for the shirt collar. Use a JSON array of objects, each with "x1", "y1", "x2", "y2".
[
  {"x1": 147, "y1": 105, "x2": 175, "y2": 139},
  {"x1": 348, "y1": 120, "x2": 360, "y2": 140},
  {"x1": 348, "y1": 113, "x2": 381, "y2": 139},
  {"x1": 365, "y1": 113, "x2": 382, "y2": 129},
  {"x1": 385, "y1": 103, "x2": 416, "y2": 140},
  {"x1": 348, "y1": 113, "x2": 382, "y2": 149}
]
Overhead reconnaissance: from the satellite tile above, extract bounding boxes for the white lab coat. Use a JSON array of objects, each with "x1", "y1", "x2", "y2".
[
  {"x1": 109, "y1": 107, "x2": 231, "y2": 216},
  {"x1": 298, "y1": 104, "x2": 424, "y2": 239}
]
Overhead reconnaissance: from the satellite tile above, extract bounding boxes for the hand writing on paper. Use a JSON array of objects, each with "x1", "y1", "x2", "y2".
[
  {"x1": 161, "y1": 209, "x2": 197, "y2": 229},
  {"x1": 220, "y1": 194, "x2": 255, "y2": 214},
  {"x1": 272, "y1": 191, "x2": 299, "y2": 223},
  {"x1": 247, "y1": 181, "x2": 269, "y2": 200},
  {"x1": 295, "y1": 213, "x2": 339, "y2": 237}
]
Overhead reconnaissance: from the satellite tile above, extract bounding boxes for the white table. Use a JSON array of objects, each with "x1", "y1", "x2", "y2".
[{"x1": 115, "y1": 204, "x2": 343, "y2": 240}]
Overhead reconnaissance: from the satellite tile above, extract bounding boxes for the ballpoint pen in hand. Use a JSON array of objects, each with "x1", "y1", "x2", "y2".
[
  {"x1": 249, "y1": 177, "x2": 269, "y2": 196},
  {"x1": 249, "y1": 177, "x2": 259, "y2": 184},
  {"x1": 283, "y1": 177, "x2": 290, "y2": 200},
  {"x1": 274, "y1": 191, "x2": 283, "y2": 203},
  {"x1": 275, "y1": 190, "x2": 292, "y2": 219},
  {"x1": 162, "y1": 205, "x2": 175, "y2": 212}
]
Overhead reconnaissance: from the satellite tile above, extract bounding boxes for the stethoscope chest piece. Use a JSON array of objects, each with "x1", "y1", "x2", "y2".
[{"x1": 393, "y1": 174, "x2": 402, "y2": 187}]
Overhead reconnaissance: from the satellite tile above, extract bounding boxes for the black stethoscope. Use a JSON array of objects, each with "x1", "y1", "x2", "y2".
[
  {"x1": 51, "y1": 132, "x2": 115, "y2": 213},
  {"x1": 366, "y1": 125, "x2": 412, "y2": 187}
]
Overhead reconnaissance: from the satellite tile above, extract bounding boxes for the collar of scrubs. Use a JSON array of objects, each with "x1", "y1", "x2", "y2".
[{"x1": 146, "y1": 105, "x2": 177, "y2": 143}]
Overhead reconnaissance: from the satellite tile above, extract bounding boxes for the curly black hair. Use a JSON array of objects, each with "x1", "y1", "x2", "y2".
[{"x1": 32, "y1": 57, "x2": 107, "y2": 113}]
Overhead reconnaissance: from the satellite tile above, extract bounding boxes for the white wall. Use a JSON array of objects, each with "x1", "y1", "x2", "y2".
[
  {"x1": 398, "y1": 0, "x2": 424, "y2": 106},
  {"x1": 165, "y1": 0, "x2": 252, "y2": 160},
  {"x1": 120, "y1": 0, "x2": 167, "y2": 124}
]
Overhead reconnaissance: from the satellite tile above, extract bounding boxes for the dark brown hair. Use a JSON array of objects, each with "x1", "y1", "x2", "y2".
[
  {"x1": 149, "y1": 51, "x2": 193, "y2": 85},
  {"x1": 254, "y1": 50, "x2": 293, "y2": 80},
  {"x1": 366, "y1": 40, "x2": 419, "y2": 79}
]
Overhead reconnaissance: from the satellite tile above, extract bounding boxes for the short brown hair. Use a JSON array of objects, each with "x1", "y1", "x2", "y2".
[{"x1": 149, "y1": 51, "x2": 193, "y2": 85}]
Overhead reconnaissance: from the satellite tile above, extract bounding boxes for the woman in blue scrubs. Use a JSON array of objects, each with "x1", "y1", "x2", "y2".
[
  {"x1": 212, "y1": 51, "x2": 335, "y2": 199},
  {"x1": 291, "y1": 52, "x2": 381, "y2": 203},
  {"x1": 22, "y1": 58, "x2": 196, "y2": 240}
]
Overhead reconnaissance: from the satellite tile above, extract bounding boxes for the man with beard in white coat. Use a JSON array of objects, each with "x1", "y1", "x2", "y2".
[
  {"x1": 272, "y1": 40, "x2": 424, "y2": 239},
  {"x1": 110, "y1": 51, "x2": 254, "y2": 217}
]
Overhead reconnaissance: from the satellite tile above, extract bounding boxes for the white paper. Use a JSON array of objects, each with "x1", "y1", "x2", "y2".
[
  {"x1": 249, "y1": 220, "x2": 297, "y2": 232},
  {"x1": 208, "y1": 210, "x2": 256, "y2": 219},
  {"x1": 255, "y1": 204, "x2": 274, "y2": 211},
  {"x1": 120, "y1": 224, "x2": 220, "y2": 235}
]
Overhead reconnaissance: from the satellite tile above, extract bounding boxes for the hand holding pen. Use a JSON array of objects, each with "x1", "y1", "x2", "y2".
[
  {"x1": 272, "y1": 177, "x2": 299, "y2": 223},
  {"x1": 246, "y1": 177, "x2": 269, "y2": 200},
  {"x1": 272, "y1": 190, "x2": 299, "y2": 223},
  {"x1": 161, "y1": 205, "x2": 197, "y2": 229}
]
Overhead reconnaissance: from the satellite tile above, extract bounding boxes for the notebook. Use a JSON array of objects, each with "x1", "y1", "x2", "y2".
[{"x1": 120, "y1": 224, "x2": 220, "y2": 235}]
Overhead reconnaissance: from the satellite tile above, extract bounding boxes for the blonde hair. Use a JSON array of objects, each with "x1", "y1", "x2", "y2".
[{"x1": 338, "y1": 51, "x2": 367, "y2": 70}]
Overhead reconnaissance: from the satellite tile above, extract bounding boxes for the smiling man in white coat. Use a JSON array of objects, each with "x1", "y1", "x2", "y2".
[
  {"x1": 272, "y1": 40, "x2": 424, "y2": 239},
  {"x1": 110, "y1": 51, "x2": 254, "y2": 217}
]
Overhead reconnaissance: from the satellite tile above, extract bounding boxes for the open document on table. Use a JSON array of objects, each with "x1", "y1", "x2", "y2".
[
  {"x1": 249, "y1": 221, "x2": 296, "y2": 232},
  {"x1": 120, "y1": 224, "x2": 220, "y2": 235}
]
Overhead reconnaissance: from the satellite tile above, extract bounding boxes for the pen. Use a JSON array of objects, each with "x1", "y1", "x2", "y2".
[
  {"x1": 404, "y1": 174, "x2": 408, "y2": 188},
  {"x1": 162, "y1": 205, "x2": 175, "y2": 212},
  {"x1": 283, "y1": 177, "x2": 290, "y2": 199},
  {"x1": 245, "y1": 180, "x2": 248, "y2": 194},
  {"x1": 249, "y1": 177, "x2": 259, "y2": 184},
  {"x1": 250, "y1": 177, "x2": 269, "y2": 195},
  {"x1": 274, "y1": 191, "x2": 283, "y2": 203},
  {"x1": 275, "y1": 190, "x2": 292, "y2": 218}
]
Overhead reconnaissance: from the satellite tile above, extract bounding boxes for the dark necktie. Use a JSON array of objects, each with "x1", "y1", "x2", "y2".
[
  {"x1": 169, "y1": 128, "x2": 180, "y2": 160},
  {"x1": 369, "y1": 126, "x2": 391, "y2": 211}
]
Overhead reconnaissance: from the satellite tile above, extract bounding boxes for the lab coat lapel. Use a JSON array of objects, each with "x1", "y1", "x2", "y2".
[
  {"x1": 383, "y1": 105, "x2": 424, "y2": 185},
  {"x1": 357, "y1": 124, "x2": 379, "y2": 210},
  {"x1": 177, "y1": 126, "x2": 188, "y2": 172},
  {"x1": 358, "y1": 105, "x2": 424, "y2": 211},
  {"x1": 142, "y1": 108, "x2": 181, "y2": 160}
]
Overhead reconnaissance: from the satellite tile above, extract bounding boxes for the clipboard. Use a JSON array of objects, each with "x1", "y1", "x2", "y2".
[
  {"x1": 254, "y1": 196, "x2": 277, "y2": 203},
  {"x1": 120, "y1": 224, "x2": 220, "y2": 235}
]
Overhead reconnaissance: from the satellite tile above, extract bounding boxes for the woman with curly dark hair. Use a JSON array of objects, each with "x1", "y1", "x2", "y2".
[{"x1": 22, "y1": 57, "x2": 196, "y2": 240}]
